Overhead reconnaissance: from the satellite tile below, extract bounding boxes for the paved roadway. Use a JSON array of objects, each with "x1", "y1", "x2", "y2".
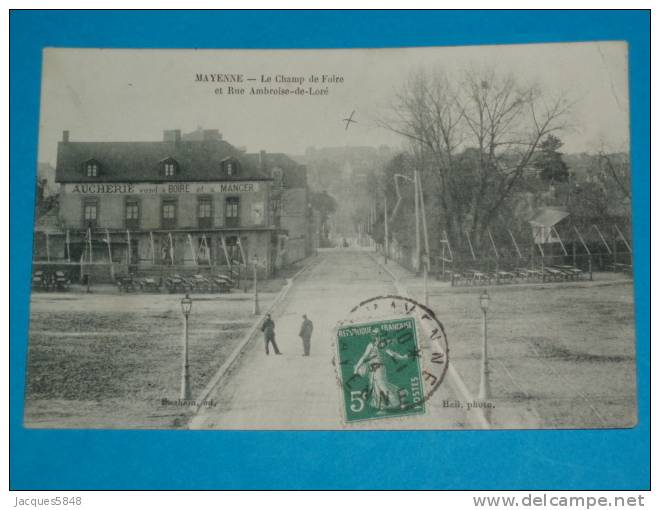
[{"x1": 190, "y1": 249, "x2": 476, "y2": 429}]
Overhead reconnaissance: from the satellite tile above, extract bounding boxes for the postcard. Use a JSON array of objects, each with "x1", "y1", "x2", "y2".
[{"x1": 25, "y1": 43, "x2": 636, "y2": 429}]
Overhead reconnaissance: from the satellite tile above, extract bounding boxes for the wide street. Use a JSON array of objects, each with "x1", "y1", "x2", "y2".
[
  {"x1": 191, "y1": 248, "x2": 637, "y2": 430},
  {"x1": 191, "y1": 249, "x2": 500, "y2": 430},
  {"x1": 189, "y1": 249, "x2": 481, "y2": 429}
]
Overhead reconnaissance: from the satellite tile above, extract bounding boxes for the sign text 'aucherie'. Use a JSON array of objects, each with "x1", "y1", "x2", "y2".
[{"x1": 65, "y1": 182, "x2": 261, "y2": 195}]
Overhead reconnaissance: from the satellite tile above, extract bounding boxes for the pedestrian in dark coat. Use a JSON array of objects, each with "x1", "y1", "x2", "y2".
[
  {"x1": 261, "y1": 313, "x2": 281, "y2": 355},
  {"x1": 299, "y1": 314, "x2": 314, "y2": 356}
]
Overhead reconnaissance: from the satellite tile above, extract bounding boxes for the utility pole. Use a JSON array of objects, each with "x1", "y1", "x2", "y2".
[
  {"x1": 253, "y1": 255, "x2": 260, "y2": 315},
  {"x1": 392, "y1": 171, "x2": 420, "y2": 270},
  {"x1": 384, "y1": 196, "x2": 389, "y2": 264},
  {"x1": 417, "y1": 170, "x2": 431, "y2": 275},
  {"x1": 414, "y1": 168, "x2": 421, "y2": 274},
  {"x1": 422, "y1": 252, "x2": 429, "y2": 306}
]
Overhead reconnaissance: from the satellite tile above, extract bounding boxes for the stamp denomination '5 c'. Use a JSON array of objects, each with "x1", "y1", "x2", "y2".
[{"x1": 337, "y1": 317, "x2": 425, "y2": 422}]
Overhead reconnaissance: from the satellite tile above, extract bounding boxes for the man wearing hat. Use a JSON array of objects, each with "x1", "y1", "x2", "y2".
[
  {"x1": 298, "y1": 314, "x2": 314, "y2": 356},
  {"x1": 261, "y1": 313, "x2": 282, "y2": 355}
]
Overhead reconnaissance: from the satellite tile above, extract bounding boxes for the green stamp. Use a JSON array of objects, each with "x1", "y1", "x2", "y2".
[{"x1": 337, "y1": 317, "x2": 425, "y2": 422}]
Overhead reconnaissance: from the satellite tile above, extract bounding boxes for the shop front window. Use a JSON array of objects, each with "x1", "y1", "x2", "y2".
[
  {"x1": 162, "y1": 199, "x2": 177, "y2": 229},
  {"x1": 198, "y1": 197, "x2": 213, "y2": 229},
  {"x1": 225, "y1": 197, "x2": 240, "y2": 227},
  {"x1": 125, "y1": 199, "x2": 140, "y2": 229},
  {"x1": 83, "y1": 199, "x2": 98, "y2": 228}
]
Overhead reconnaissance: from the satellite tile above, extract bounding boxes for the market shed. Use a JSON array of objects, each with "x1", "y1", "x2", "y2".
[{"x1": 529, "y1": 207, "x2": 570, "y2": 245}]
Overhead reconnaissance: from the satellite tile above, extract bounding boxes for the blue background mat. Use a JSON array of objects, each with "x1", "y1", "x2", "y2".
[{"x1": 10, "y1": 10, "x2": 650, "y2": 490}]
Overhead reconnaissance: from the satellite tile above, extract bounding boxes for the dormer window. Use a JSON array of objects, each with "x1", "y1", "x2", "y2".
[
  {"x1": 160, "y1": 158, "x2": 179, "y2": 177},
  {"x1": 221, "y1": 158, "x2": 240, "y2": 177},
  {"x1": 161, "y1": 158, "x2": 178, "y2": 177},
  {"x1": 84, "y1": 160, "x2": 100, "y2": 177}
]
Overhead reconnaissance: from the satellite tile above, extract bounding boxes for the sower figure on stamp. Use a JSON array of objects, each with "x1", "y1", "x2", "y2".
[
  {"x1": 354, "y1": 328, "x2": 409, "y2": 413},
  {"x1": 261, "y1": 313, "x2": 281, "y2": 355},
  {"x1": 299, "y1": 314, "x2": 314, "y2": 356}
]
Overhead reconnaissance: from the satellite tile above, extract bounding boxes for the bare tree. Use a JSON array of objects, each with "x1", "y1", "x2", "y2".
[
  {"x1": 597, "y1": 151, "x2": 631, "y2": 200},
  {"x1": 381, "y1": 66, "x2": 571, "y2": 251}
]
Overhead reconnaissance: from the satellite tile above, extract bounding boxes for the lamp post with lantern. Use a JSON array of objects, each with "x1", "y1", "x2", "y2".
[
  {"x1": 180, "y1": 293, "x2": 193, "y2": 401},
  {"x1": 478, "y1": 290, "x2": 491, "y2": 405}
]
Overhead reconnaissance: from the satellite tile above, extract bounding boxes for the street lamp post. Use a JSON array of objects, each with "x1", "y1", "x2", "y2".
[
  {"x1": 478, "y1": 290, "x2": 491, "y2": 409},
  {"x1": 253, "y1": 255, "x2": 260, "y2": 316},
  {"x1": 180, "y1": 293, "x2": 193, "y2": 401}
]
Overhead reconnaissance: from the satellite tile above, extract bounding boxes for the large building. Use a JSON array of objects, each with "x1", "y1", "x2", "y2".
[{"x1": 35, "y1": 129, "x2": 293, "y2": 280}]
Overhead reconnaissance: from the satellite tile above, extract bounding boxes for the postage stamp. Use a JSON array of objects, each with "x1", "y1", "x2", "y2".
[
  {"x1": 335, "y1": 295, "x2": 449, "y2": 423},
  {"x1": 337, "y1": 317, "x2": 425, "y2": 422}
]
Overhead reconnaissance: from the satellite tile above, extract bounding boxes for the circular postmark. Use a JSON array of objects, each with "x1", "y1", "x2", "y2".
[{"x1": 333, "y1": 295, "x2": 449, "y2": 423}]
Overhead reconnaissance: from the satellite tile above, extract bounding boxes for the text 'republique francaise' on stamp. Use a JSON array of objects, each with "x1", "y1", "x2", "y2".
[{"x1": 333, "y1": 295, "x2": 449, "y2": 423}]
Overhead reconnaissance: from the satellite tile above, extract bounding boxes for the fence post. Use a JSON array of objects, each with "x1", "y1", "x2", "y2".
[
  {"x1": 441, "y1": 245, "x2": 445, "y2": 281},
  {"x1": 541, "y1": 255, "x2": 545, "y2": 282},
  {"x1": 572, "y1": 242, "x2": 577, "y2": 267}
]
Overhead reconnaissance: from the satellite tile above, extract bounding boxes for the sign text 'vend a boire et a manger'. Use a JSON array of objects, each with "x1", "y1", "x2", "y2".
[{"x1": 64, "y1": 182, "x2": 261, "y2": 195}]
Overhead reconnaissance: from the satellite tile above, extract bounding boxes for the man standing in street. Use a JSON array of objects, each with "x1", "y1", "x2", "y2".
[
  {"x1": 299, "y1": 314, "x2": 314, "y2": 357},
  {"x1": 261, "y1": 313, "x2": 281, "y2": 355}
]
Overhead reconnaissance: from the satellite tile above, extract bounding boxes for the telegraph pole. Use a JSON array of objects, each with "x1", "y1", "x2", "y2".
[
  {"x1": 253, "y1": 256, "x2": 260, "y2": 315},
  {"x1": 417, "y1": 170, "x2": 431, "y2": 275},
  {"x1": 414, "y1": 168, "x2": 421, "y2": 273},
  {"x1": 384, "y1": 196, "x2": 389, "y2": 264},
  {"x1": 422, "y1": 252, "x2": 429, "y2": 306}
]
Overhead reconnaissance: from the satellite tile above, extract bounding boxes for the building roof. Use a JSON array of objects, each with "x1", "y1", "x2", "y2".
[
  {"x1": 55, "y1": 139, "x2": 271, "y2": 183},
  {"x1": 245, "y1": 152, "x2": 308, "y2": 188},
  {"x1": 528, "y1": 207, "x2": 570, "y2": 228}
]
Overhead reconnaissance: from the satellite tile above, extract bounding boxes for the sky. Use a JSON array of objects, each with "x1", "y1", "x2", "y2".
[{"x1": 38, "y1": 42, "x2": 629, "y2": 166}]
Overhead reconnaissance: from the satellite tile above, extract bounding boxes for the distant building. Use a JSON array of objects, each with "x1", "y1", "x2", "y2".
[
  {"x1": 300, "y1": 145, "x2": 394, "y2": 190},
  {"x1": 245, "y1": 151, "x2": 316, "y2": 267},
  {"x1": 37, "y1": 162, "x2": 58, "y2": 198}
]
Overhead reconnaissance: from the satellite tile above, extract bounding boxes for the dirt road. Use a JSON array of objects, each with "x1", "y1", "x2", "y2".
[
  {"x1": 190, "y1": 250, "x2": 481, "y2": 429},
  {"x1": 191, "y1": 249, "x2": 636, "y2": 430}
]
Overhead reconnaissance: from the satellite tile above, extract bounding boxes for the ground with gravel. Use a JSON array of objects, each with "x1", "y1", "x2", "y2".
[
  {"x1": 23, "y1": 252, "x2": 638, "y2": 430},
  {"x1": 392, "y1": 261, "x2": 638, "y2": 429},
  {"x1": 24, "y1": 290, "x2": 279, "y2": 428}
]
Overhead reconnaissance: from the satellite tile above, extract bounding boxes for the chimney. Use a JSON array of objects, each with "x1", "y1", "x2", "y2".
[
  {"x1": 259, "y1": 150, "x2": 267, "y2": 170},
  {"x1": 202, "y1": 129, "x2": 221, "y2": 141},
  {"x1": 163, "y1": 129, "x2": 182, "y2": 143},
  {"x1": 62, "y1": 130, "x2": 70, "y2": 143}
]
